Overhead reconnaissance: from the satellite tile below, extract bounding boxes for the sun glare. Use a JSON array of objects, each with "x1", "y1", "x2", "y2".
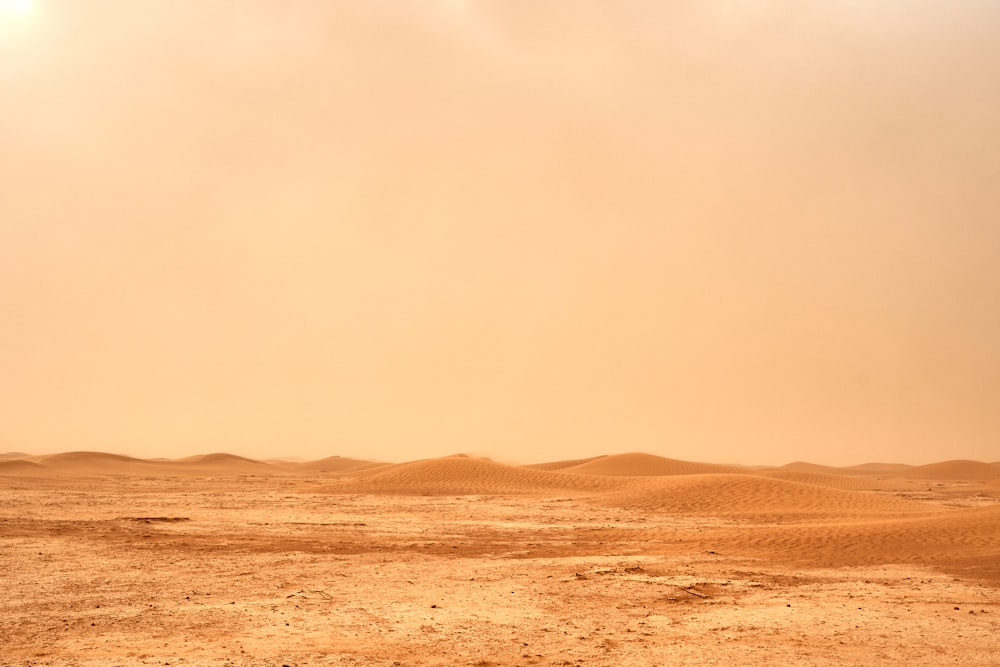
[
  {"x1": 0, "y1": 0, "x2": 36, "y2": 44},
  {"x1": 6, "y1": 0, "x2": 31, "y2": 13},
  {"x1": 0, "y1": 0, "x2": 34, "y2": 26}
]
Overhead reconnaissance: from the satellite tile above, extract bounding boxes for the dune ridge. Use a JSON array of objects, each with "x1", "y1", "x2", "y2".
[
  {"x1": 842, "y1": 462, "x2": 915, "y2": 474},
  {"x1": 603, "y1": 473, "x2": 937, "y2": 519},
  {"x1": 778, "y1": 461, "x2": 915, "y2": 476},
  {"x1": 2, "y1": 451, "x2": 281, "y2": 477},
  {"x1": 5, "y1": 451, "x2": 1000, "y2": 503},
  {"x1": 325, "y1": 456, "x2": 625, "y2": 496},
  {"x1": 901, "y1": 460, "x2": 1000, "y2": 481},
  {"x1": 757, "y1": 470, "x2": 892, "y2": 491},
  {"x1": 683, "y1": 504, "x2": 1000, "y2": 572},
  {"x1": 557, "y1": 452, "x2": 745, "y2": 477},
  {"x1": 296, "y1": 456, "x2": 390, "y2": 474},
  {"x1": 6, "y1": 450, "x2": 996, "y2": 578},
  {"x1": 521, "y1": 455, "x2": 608, "y2": 471},
  {"x1": 0, "y1": 459, "x2": 47, "y2": 474},
  {"x1": 779, "y1": 461, "x2": 849, "y2": 475}
]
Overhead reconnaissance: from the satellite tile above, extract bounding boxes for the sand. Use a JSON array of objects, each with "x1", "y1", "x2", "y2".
[{"x1": 1, "y1": 451, "x2": 998, "y2": 665}]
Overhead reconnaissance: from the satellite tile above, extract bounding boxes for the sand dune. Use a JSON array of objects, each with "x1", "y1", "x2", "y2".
[
  {"x1": 173, "y1": 453, "x2": 277, "y2": 472},
  {"x1": 175, "y1": 452, "x2": 262, "y2": 464},
  {"x1": 33, "y1": 451, "x2": 144, "y2": 465},
  {"x1": 521, "y1": 455, "x2": 608, "y2": 471},
  {"x1": 0, "y1": 452, "x2": 31, "y2": 461},
  {"x1": 778, "y1": 461, "x2": 848, "y2": 474},
  {"x1": 0, "y1": 459, "x2": 47, "y2": 475},
  {"x1": 778, "y1": 461, "x2": 914, "y2": 476},
  {"x1": 691, "y1": 504, "x2": 1000, "y2": 572},
  {"x1": 296, "y1": 455, "x2": 390, "y2": 473},
  {"x1": 324, "y1": 456, "x2": 940, "y2": 520},
  {"x1": 327, "y1": 455, "x2": 624, "y2": 495},
  {"x1": 557, "y1": 452, "x2": 745, "y2": 476},
  {"x1": 522, "y1": 455, "x2": 608, "y2": 471},
  {"x1": 9, "y1": 450, "x2": 997, "y2": 492},
  {"x1": 841, "y1": 462, "x2": 914, "y2": 474},
  {"x1": 901, "y1": 459, "x2": 1000, "y2": 481},
  {"x1": 3, "y1": 449, "x2": 996, "y2": 666},
  {"x1": 5, "y1": 451, "x2": 998, "y2": 586},
  {"x1": 12, "y1": 451, "x2": 281, "y2": 476},
  {"x1": 607, "y1": 473, "x2": 936, "y2": 519},
  {"x1": 28, "y1": 451, "x2": 162, "y2": 474},
  {"x1": 757, "y1": 470, "x2": 892, "y2": 491},
  {"x1": 15, "y1": 450, "x2": 385, "y2": 477}
]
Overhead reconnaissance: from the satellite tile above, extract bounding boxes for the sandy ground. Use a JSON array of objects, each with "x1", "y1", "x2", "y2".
[{"x1": 1, "y1": 453, "x2": 999, "y2": 666}]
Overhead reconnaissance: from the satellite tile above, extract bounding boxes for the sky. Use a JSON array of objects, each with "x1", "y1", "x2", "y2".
[{"x1": 1, "y1": 1, "x2": 998, "y2": 466}]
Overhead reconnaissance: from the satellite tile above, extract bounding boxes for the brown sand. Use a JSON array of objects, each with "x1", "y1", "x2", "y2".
[
  {"x1": 296, "y1": 456, "x2": 390, "y2": 474},
  {"x1": 778, "y1": 461, "x2": 915, "y2": 476},
  {"x1": 901, "y1": 460, "x2": 1000, "y2": 481},
  {"x1": 521, "y1": 455, "x2": 609, "y2": 471},
  {"x1": 1, "y1": 452, "x2": 998, "y2": 665},
  {"x1": 555, "y1": 452, "x2": 745, "y2": 477}
]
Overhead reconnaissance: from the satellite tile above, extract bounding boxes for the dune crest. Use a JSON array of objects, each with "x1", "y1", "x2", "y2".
[
  {"x1": 558, "y1": 452, "x2": 744, "y2": 476},
  {"x1": 0, "y1": 459, "x2": 47, "y2": 475},
  {"x1": 296, "y1": 456, "x2": 389, "y2": 473},
  {"x1": 606, "y1": 473, "x2": 935, "y2": 518},
  {"x1": 902, "y1": 460, "x2": 1000, "y2": 481},
  {"x1": 758, "y1": 470, "x2": 891, "y2": 491},
  {"x1": 842, "y1": 462, "x2": 915, "y2": 474},
  {"x1": 521, "y1": 455, "x2": 608, "y2": 471},
  {"x1": 779, "y1": 461, "x2": 847, "y2": 474},
  {"x1": 9, "y1": 451, "x2": 282, "y2": 476},
  {"x1": 327, "y1": 456, "x2": 622, "y2": 495}
]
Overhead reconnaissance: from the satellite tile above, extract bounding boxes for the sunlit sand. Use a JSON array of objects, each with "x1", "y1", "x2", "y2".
[{"x1": 2, "y1": 451, "x2": 997, "y2": 665}]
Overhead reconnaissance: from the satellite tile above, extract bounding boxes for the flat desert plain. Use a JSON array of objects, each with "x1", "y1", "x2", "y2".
[{"x1": 2, "y1": 452, "x2": 999, "y2": 666}]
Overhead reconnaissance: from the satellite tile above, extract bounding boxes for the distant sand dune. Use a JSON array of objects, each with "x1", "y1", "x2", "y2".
[
  {"x1": 842, "y1": 462, "x2": 915, "y2": 474},
  {"x1": 173, "y1": 453, "x2": 277, "y2": 473},
  {"x1": 778, "y1": 461, "x2": 851, "y2": 475},
  {"x1": 326, "y1": 456, "x2": 623, "y2": 496},
  {"x1": 6, "y1": 452, "x2": 1000, "y2": 512},
  {"x1": 902, "y1": 460, "x2": 1000, "y2": 481},
  {"x1": 324, "y1": 457, "x2": 942, "y2": 520},
  {"x1": 296, "y1": 456, "x2": 390, "y2": 474},
  {"x1": 7, "y1": 451, "x2": 998, "y2": 579},
  {"x1": 757, "y1": 470, "x2": 892, "y2": 491},
  {"x1": 779, "y1": 461, "x2": 914, "y2": 476},
  {"x1": 607, "y1": 473, "x2": 935, "y2": 519},
  {"x1": 34, "y1": 451, "x2": 144, "y2": 465},
  {"x1": 0, "y1": 459, "x2": 47, "y2": 475},
  {"x1": 0, "y1": 452, "x2": 31, "y2": 461},
  {"x1": 175, "y1": 453, "x2": 261, "y2": 464},
  {"x1": 28, "y1": 451, "x2": 161, "y2": 474},
  {"x1": 521, "y1": 455, "x2": 608, "y2": 471},
  {"x1": 694, "y1": 505, "x2": 1000, "y2": 572},
  {"x1": 17, "y1": 451, "x2": 280, "y2": 476},
  {"x1": 557, "y1": 452, "x2": 744, "y2": 476}
]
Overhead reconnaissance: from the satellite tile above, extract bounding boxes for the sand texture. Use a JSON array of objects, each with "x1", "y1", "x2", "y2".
[{"x1": 1, "y1": 451, "x2": 999, "y2": 665}]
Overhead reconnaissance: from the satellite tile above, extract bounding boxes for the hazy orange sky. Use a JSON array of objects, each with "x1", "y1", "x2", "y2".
[{"x1": 2, "y1": 1, "x2": 998, "y2": 466}]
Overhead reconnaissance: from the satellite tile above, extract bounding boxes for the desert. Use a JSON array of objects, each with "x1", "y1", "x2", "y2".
[
  {"x1": 2, "y1": 451, "x2": 998, "y2": 666},
  {"x1": 5, "y1": 1, "x2": 1000, "y2": 665}
]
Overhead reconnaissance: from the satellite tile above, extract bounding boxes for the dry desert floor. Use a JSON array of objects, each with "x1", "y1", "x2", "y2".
[{"x1": 2, "y1": 452, "x2": 999, "y2": 666}]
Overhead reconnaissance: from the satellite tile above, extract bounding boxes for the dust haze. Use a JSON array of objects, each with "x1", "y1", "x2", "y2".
[{"x1": 2, "y1": 1, "x2": 999, "y2": 465}]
